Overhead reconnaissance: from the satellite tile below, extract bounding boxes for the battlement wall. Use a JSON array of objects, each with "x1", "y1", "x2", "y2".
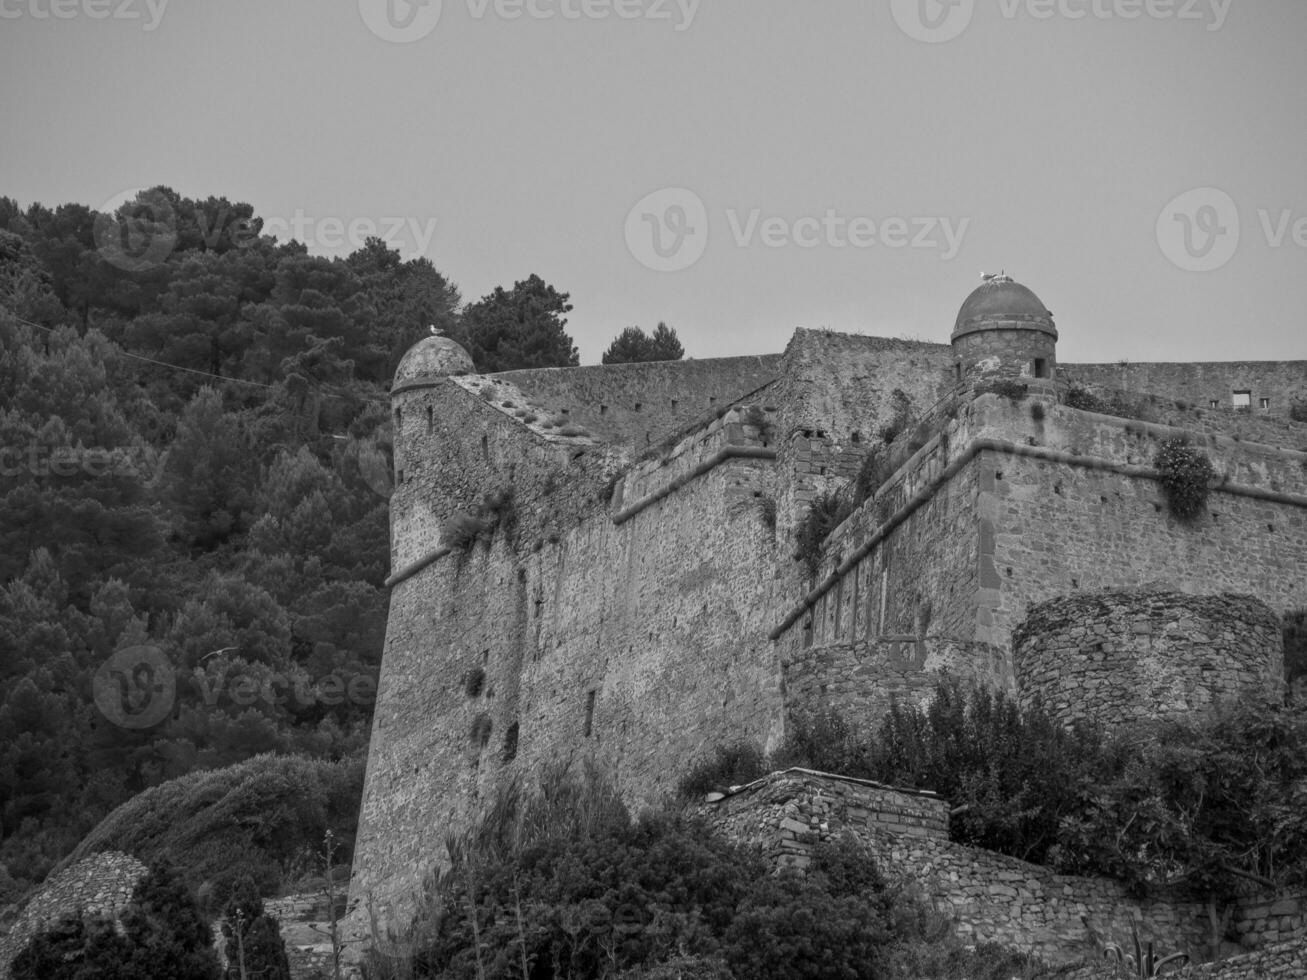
[
  {"x1": 1063, "y1": 361, "x2": 1307, "y2": 420},
  {"x1": 490, "y1": 355, "x2": 782, "y2": 449}
]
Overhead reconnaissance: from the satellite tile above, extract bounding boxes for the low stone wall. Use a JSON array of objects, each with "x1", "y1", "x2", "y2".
[
  {"x1": 698, "y1": 770, "x2": 1214, "y2": 967},
  {"x1": 0, "y1": 851, "x2": 147, "y2": 979},
  {"x1": 1013, "y1": 590, "x2": 1283, "y2": 728}
]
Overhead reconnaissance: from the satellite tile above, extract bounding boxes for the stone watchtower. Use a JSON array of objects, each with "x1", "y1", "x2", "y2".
[{"x1": 951, "y1": 274, "x2": 1058, "y2": 389}]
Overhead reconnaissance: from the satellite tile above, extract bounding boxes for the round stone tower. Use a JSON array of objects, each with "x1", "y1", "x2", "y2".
[
  {"x1": 388, "y1": 332, "x2": 476, "y2": 567},
  {"x1": 1012, "y1": 589, "x2": 1284, "y2": 729},
  {"x1": 951, "y1": 274, "x2": 1057, "y2": 388}
]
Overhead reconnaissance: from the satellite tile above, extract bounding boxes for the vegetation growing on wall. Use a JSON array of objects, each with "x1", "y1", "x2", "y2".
[
  {"x1": 679, "y1": 684, "x2": 1307, "y2": 906},
  {"x1": 1154, "y1": 439, "x2": 1216, "y2": 522},
  {"x1": 364, "y1": 765, "x2": 1058, "y2": 980},
  {"x1": 1286, "y1": 611, "x2": 1307, "y2": 688},
  {"x1": 793, "y1": 490, "x2": 852, "y2": 579}
]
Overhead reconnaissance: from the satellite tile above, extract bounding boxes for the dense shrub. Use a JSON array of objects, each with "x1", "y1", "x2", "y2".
[
  {"x1": 1053, "y1": 696, "x2": 1307, "y2": 902},
  {"x1": 1154, "y1": 438, "x2": 1216, "y2": 522},
  {"x1": 59, "y1": 753, "x2": 363, "y2": 905},
  {"x1": 220, "y1": 874, "x2": 292, "y2": 980},
  {"x1": 676, "y1": 742, "x2": 769, "y2": 799},
  {"x1": 13, "y1": 861, "x2": 222, "y2": 980},
  {"x1": 1290, "y1": 399, "x2": 1307, "y2": 424},
  {"x1": 375, "y1": 768, "x2": 921, "y2": 980}
]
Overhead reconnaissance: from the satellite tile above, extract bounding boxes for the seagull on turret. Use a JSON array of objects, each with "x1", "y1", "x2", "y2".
[{"x1": 429, "y1": 324, "x2": 444, "y2": 336}]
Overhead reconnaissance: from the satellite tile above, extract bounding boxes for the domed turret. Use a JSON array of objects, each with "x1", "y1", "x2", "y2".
[
  {"x1": 950, "y1": 274, "x2": 1057, "y2": 387},
  {"x1": 393, "y1": 332, "x2": 475, "y2": 390}
]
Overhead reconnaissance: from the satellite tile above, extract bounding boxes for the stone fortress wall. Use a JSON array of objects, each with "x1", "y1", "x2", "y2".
[
  {"x1": 1014, "y1": 591, "x2": 1285, "y2": 728},
  {"x1": 349, "y1": 275, "x2": 1307, "y2": 970}
]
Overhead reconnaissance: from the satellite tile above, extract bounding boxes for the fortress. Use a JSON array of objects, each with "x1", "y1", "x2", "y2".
[{"x1": 347, "y1": 275, "x2": 1307, "y2": 958}]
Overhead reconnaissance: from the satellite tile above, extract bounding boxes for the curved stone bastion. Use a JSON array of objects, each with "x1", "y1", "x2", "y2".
[{"x1": 1012, "y1": 589, "x2": 1283, "y2": 728}]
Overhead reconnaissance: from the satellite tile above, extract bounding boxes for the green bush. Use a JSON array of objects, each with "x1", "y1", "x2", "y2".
[
  {"x1": 676, "y1": 742, "x2": 769, "y2": 799},
  {"x1": 13, "y1": 861, "x2": 222, "y2": 980},
  {"x1": 59, "y1": 753, "x2": 363, "y2": 905},
  {"x1": 1290, "y1": 400, "x2": 1307, "y2": 424},
  {"x1": 1154, "y1": 438, "x2": 1215, "y2": 522},
  {"x1": 221, "y1": 874, "x2": 292, "y2": 980},
  {"x1": 793, "y1": 490, "x2": 852, "y2": 578}
]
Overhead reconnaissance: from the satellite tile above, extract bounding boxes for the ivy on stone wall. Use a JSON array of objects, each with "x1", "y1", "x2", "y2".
[{"x1": 1154, "y1": 439, "x2": 1216, "y2": 523}]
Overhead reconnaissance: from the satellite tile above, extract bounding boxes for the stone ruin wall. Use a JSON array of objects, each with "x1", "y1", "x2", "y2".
[
  {"x1": 700, "y1": 770, "x2": 1222, "y2": 967},
  {"x1": 1014, "y1": 591, "x2": 1285, "y2": 728},
  {"x1": 0, "y1": 852, "x2": 146, "y2": 979},
  {"x1": 1063, "y1": 361, "x2": 1307, "y2": 420}
]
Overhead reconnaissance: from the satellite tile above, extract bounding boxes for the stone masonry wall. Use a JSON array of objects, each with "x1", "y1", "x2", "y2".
[
  {"x1": 350, "y1": 401, "x2": 786, "y2": 939},
  {"x1": 0, "y1": 852, "x2": 147, "y2": 979},
  {"x1": 1013, "y1": 591, "x2": 1284, "y2": 728},
  {"x1": 699, "y1": 770, "x2": 1213, "y2": 967},
  {"x1": 492, "y1": 355, "x2": 782, "y2": 449},
  {"x1": 782, "y1": 636, "x2": 1010, "y2": 729},
  {"x1": 965, "y1": 394, "x2": 1307, "y2": 646},
  {"x1": 1064, "y1": 361, "x2": 1307, "y2": 420}
]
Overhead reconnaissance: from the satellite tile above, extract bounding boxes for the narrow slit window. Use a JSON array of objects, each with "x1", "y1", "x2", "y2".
[
  {"x1": 583, "y1": 690, "x2": 596, "y2": 737},
  {"x1": 1259, "y1": 397, "x2": 1271, "y2": 411}
]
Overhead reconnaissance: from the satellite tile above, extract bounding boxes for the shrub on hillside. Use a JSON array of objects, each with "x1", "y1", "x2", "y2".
[
  {"x1": 59, "y1": 753, "x2": 363, "y2": 906},
  {"x1": 221, "y1": 874, "x2": 292, "y2": 980}
]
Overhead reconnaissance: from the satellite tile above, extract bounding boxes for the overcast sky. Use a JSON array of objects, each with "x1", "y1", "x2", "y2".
[{"x1": 2, "y1": 0, "x2": 1304, "y2": 365}]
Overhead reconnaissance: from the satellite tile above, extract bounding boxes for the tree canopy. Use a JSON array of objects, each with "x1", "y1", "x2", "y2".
[
  {"x1": 601, "y1": 322, "x2": 684, "y2": 364},
  {"x1": 454, "y1": 273, "x2": 579, "y2": 373}
]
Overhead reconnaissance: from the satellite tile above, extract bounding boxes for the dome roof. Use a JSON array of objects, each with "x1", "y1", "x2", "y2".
[
  {"x1": 952, "y1": 275, "x2": 1056, "y2": 340},
  {"x1": 394, "y1": 333, "x2": 475, "y2": 387}
]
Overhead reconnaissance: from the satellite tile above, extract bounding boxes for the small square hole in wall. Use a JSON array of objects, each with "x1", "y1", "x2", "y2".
[
  {"x1": 1209, "y1": 400, "x2": 1220, "y2": 409},
  {"x1": 671, "y1": 399, "x2": 678, "y2": 409},
  {"x1": 634, "y1": 403, "x2": 642, "y2": 412},
  {"x1": 600, "y1": 404, "x2": 608, "y2": 415},
  {"x1": 1260, "y1": 398, "x2": 1271, "y2": 411}
]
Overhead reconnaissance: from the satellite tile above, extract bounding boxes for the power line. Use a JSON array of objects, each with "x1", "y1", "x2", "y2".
[{"x1": 2, "y1": 310, "x2": 388, "y2": 402}]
